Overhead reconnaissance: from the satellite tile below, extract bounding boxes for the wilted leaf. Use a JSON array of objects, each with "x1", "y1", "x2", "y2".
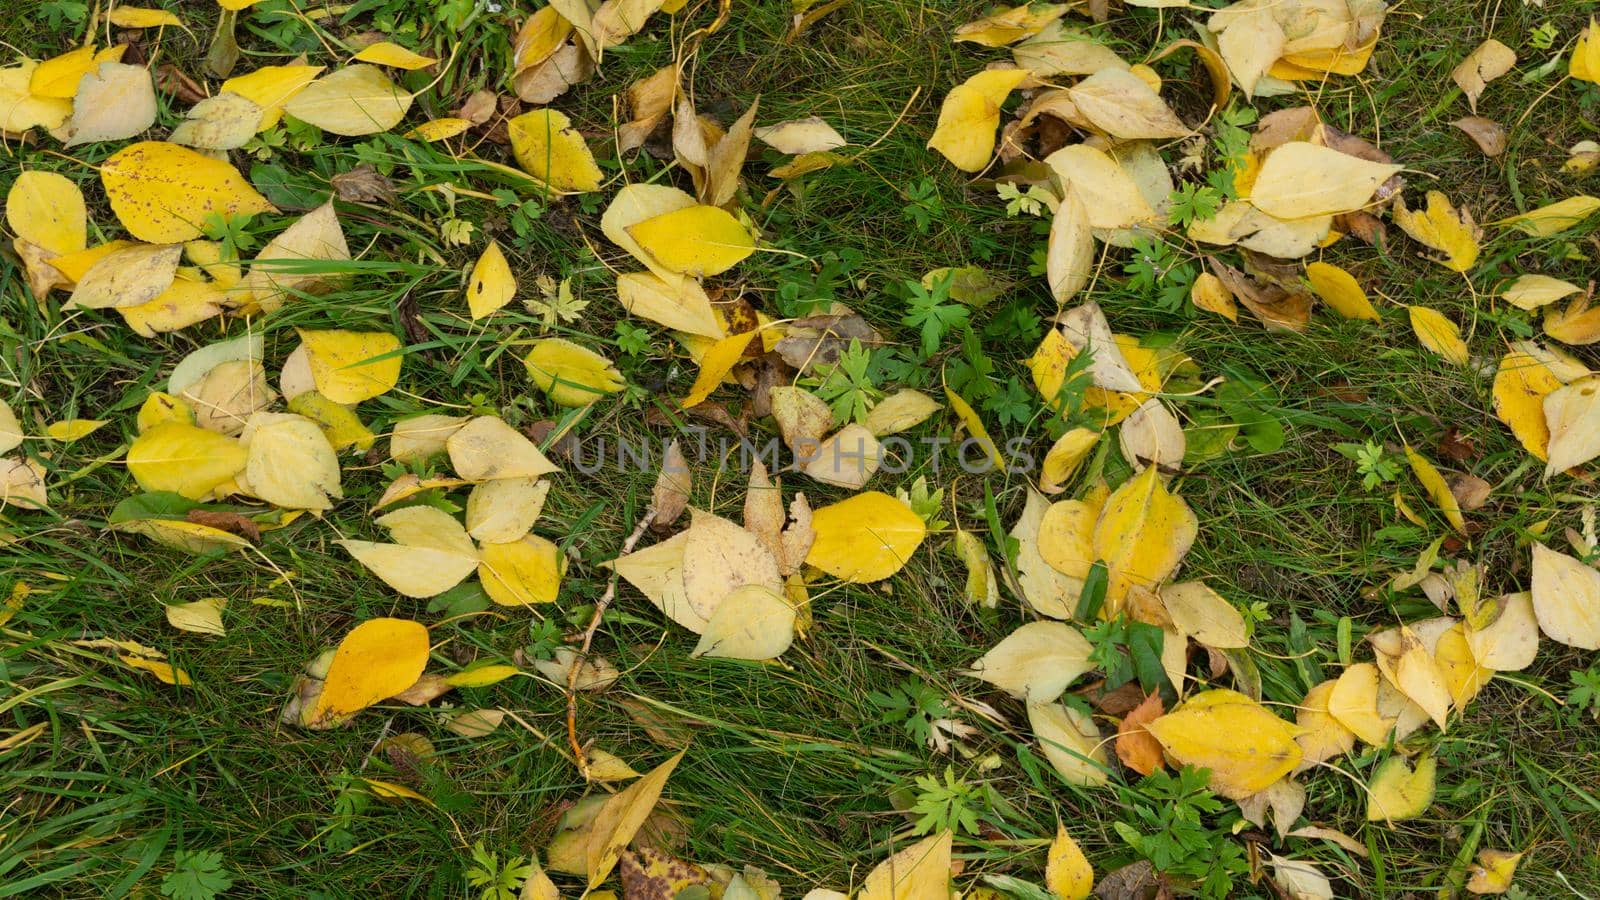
[
  {"x1": 964, "y1": 621, "x2": 1093, "y2": 702},
  {"x1": 584, "y1": 751, "x2": 685, "y2": 888},
  {"x1": 1366, "y1": 754, "x2": 1436, "y2": 822},
  {"x1": 1543, "y1": 376, "x2": 1600, "y2": 476},
  {"x1": 1408, "y1": 306, "x2": 1469, "y2": 366},
  {"x1": 1249, "y1": 142, "x2": 1401, "y2": 219},
  {"x1": 1451, "y1": 39, "x2": 1516, "y2": 113},
  {"x1": 1529, "y1": 542, "x2": 1600, "y2": 649},
  {"x1": 928, "y1": 68, "x2": 1029, "y2": 172},
  {"x1": 1029, "y1": 700, "x2": 1109, "y2": 787},
  {"x1": 510, "y1": 108, "x2": 604, "y2": 192}
]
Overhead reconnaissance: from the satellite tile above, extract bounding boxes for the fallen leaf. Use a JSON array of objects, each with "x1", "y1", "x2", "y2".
[
  {"x1": 220, "y1": 63, "x2": 323, "y2": 130},
  {"x1": 1092, "y1": 465, "x2": 1198, "y2": 611},
  {"x1": 752, "y1": 116, "x2": 846, "y2": 154},
  {"x1": 305, "y1": 618, "x2": 430, "y2": 726},
  {"x1": 1408, "y1": 306, "x2": 1469, "y2": 366},
  {"x1": 524, "y1": 338, "x2": 624, "y2": 406},
  {"x1": 1147, "y1": 688, "x2": 1302, "y2": 800},
  {"x1": 283, "y1": 65, "x2": 413, "y2": 136},
  {"x1": 165, "y1": 597, "x2": 225, "y2": 636},
  {"x1": 1404, "y1": 444, "x2": 1467, "y2": 533},
  {"x1": 584, "y1": 751, "x2": 685, "y2": 888},
  {"x1": 805, "y1": 491, "x2": 926, "y2": 583},
  {"x1": 1466, "y1": 849, "x2": 1522, "y2": 895},
  {"x1": 1366, "y1": 754, "x2": 1436, "y2": 822},
  {"x1": 447, "y1": 416, "x2": 560, "y2": 481},
  {"x1": 1249, "y1": 142, "x2": 1401, "y2": 219},
  {"x1": 1045, "y1": 824, "x2": 1094, "y2": 900},
  {"x1": 928, "y1": 68, "x2": 1029, "y2": 172},
  {"x1": 466, "y1": 240, "x2": 516, "y2": 319},
  {"x1": 1529, "y1": 542, "x2": 1600, "y2": 649},
  {"x1": 241, "y1": 412, "x2": 342, "y2": 510},
  {"x1": 1394, "y1": 191, "x2": 1480, "y2": 272},
  {"x1": 1305, "y1": 261, "x2": 1379, "y2": 321},
  {"x1": 963, "y1": 620, "x2": 1093, "y2": 702},
  {"x1": 352, "y1": 41, "x2": 437, "y2": 70},
  {"x1": 1493, "y1": 195, "x2": 1600, "y2": 237},
  {"x1": 1116, "y1": 691, "x2": 1166, "y2": 776},
  {"x1": 1543, "y1": 376, "x2": 1600, "y2": 477},
  {"x1": 1451, "y1": 39, "x2": 1516, "y2": 113},
  {"x1": 100, "y1": 141, "x2": 276, "y2": 243},
  {"x1": 1451, "y1": 116, "x2": 1506, "y2": 156},
  {"x1": 509, "y1": 108, "x2": 604, "y2": 192},
  {"x1": 1028, "y1": 700, "x2": 1109, "y2": 787},
  {"x1": 626, "y1": 205, "x2": 756, "y2": 277},
  {"x1": 169, "y1": 91, "x2": 262, "y2": 150},
  {"x1": 126, "y1": 422, "x2": 246, "y2": 499}
]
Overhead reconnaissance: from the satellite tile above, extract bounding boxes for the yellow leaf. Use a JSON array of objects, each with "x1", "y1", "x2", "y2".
[
  {"x1": 479, "y1": 534, "x2": 565, "y2": 606},
  {"x1": 1434, "y1": 622, "x2": 1490, "y2": 710},
  {"x1": 514, "y1": 6, "x2": 574, "y2": 71},
  {"x1": 801, "y1": 423, "x2": 881, "y2": 489},
  {"x1": 690, "y1": 584, "x2": 796, "y2": 660},
  {"x1": 126, "y1": 422, "x2": 247, "y2": 499},
  {"x1": 363, "y1": 778, "x2": 435, "y2": 804},
  {"x1": 1394, "y1": 191, "x2": 1480, "y2": 272},
  {"x1": 99, "y1": 142, "x2": 276, "y2": 244},
  {"x1": 352, "y1": 41, "x2": 437, "y2": 70},
  {"x1": 1493, "y1": 195, "x2": 1600, "y2": 237},
  {"x1": 1366, "y1": 754, "x2": 1436, "y2": 822},
  {"x1": 752, "y1": 116, "x2": 847, "y2": 154},
  {"x1": 1570, "y1": 17, "x2": 1600, "y2": 83},
  {"x1": 1067, "y1": 67, "x2": 1189, "y2": 140},
  {"x1": 1467, "y1": 591, "x2": 1539, "y2": 671},
  {"x1": 1249, "y1": 142, "x2": 1401, "y2": 219},
  {"x1": 954, "y1": 3, "x2": 1069, "y2": 47},
  {"x1": 1294, "y1": 680, "x2": 1355, "y2": 771},
  {"x1": 963, "y1": 620, "x2": 1093, "y2": 702},
  {"x1": 858, "y1": 830, "x2": 953, "y2": 900},
  {"x1": 45, "y1": 419, "x2": 105, "y2": 441},
  {"x1": 287, "y1": 391, "x2": 376, "y2": 452},
  {"x1": 406, "y1": 117, "x2": 471, "y2": 141},
  {"x1": 1039, "y1": 427, "x2": 1099, "y2": 494},
  {"x1": 1328, "y1": 662, "x2": 1396, "y2": 746},
  {"x1": 1404, "y1": 444, "x2": 1466, "y2": 533},
  {"x1": 928, "y1": 69, "x2": 1028, "y2": 172},
  {"x1": 120, "y1": 655, "x2": 192, "y2": 686},
  {"x1": 306, "y1": 618, "x2": 430, "y2": 725},
  {"x1": 1189, "y1": 271, "x2": 1237, "y2": 322},
  {"x1": 1046, "y1": 825, "x2": 1094, "y2": 900},
  {"x1": 863, "y1": 389, "x2": 941, "y2": 437},
  {"x1": 1146, "y1": 688, "x2": 1303, "y2": 800},
  {"x1": 626, "y1": 205, "x2": 755, "y2": 277},
  {"x1": 283, "y1": 65, "x2": 413, "y2": 136},
  {"x1": 1543, "y1": 376, "x2": 1600, "y2": 476},
  {"x1": 1466, "y1": 849, "x2": 1522, "y2": 895},
  {"x1": 584, "y1": 751, "x2": 685, "y2": 888},
  {"x1": 221, "y1": 64, "x2": 324, "y2": 131},
  {"x1": 466, "y1": 476, "x2": 548, "y2": 543},
  {"x1": 1501, "y1": 274, "x2": 1580, "y2": 310},
  {"x1": 1091, "y1": 466, "x2": 1198, "y2": 612},
  {"x1": 950, "y1": 527, "x2": 1000, "y2": 608},
  {"x1": 1529, "y1": 542, "x2": 1600, "y2": 649},
  {"x1": 1451, "y1": 39, "x2": 1517, "y2": 113},
  {"x1": 1160, "y1": 581, "x2": 1248, "y2": 649},
  {"x1": 601, "y1": 184, "x2": 699, "y2": 284},
  {"x1": 298, "y1": 329, "x2": 402, "y2": 404},
  {"x1": 465, "y1": 240, "x2": 516, "y2": 319},
  {"x1": 1305, "y1": 261, "x2": 1379, "y2": 321},
  {"x1": 242, "y1": 202, "x2": 350, "y2": 313},
  {"x1": 166, "y1": 597, "x2": 225, "y2": 636},
  {"x1": 389, "y1": 413, "x2": 466, "y2": 462},
  {"x1": 947, "y1": 386, "x2": 1002, "y2": 470},
  {"x1": 1408, "y1": 306, "x2": 1469, "y2": 366},
  {"x1": 446, "y1": 415, "x2": 561, "y2": 481},
  {"x1": 1038, "y1": 498, "x2": 1099, "y2": 580},
  {"x1": 1012, "y1": 487, "x2": 1086, "y2": 618},
  {"x1": 0, "y1": 399, "x2": 20, "y2": 454},
  {"x1": 30, "y1": 45, "x2": 125, "y2": 99},
  {"x1": 1492, "y1": 351, "x2": 1560, "y2": 460},
  {"x1": 616, "y1": 271, "x2": 724, "y2": 338},
  {"x1": 119, "y1": 276, "x2": 227, "y2": 337},
  {"x1": 1390, "y1": 628, "x2": 1452, "y2": 730},
  {"x1": 524, "y1": 338, "x2": 625, "y2": 407},
  {"x1": 681, "y1": 330, "x2": 755, "y2": 408},
  {"x1": 66, "y1": 241, "x2": 182, "y2": 311},
  {"x1": 110, "y1": 519, "x2": 250, "y2": 554},
  {"x1": 1544, "y1": 294, "x2": 1600, "y2": 346},
  {"x1": 1028, "y1": 700, "x2": 1109, "y2": 787},
  {"x1": 443, "y1": 664, "x2": 522, "y2": 688},
  {"x1": 509, "y1": 108, "x2": 603, "y2": 192},
  {"x1": 608, "y1": 531, "x2": 701, "y2": 630},
  {"x1": 1043, "y1": 145, "x2": 1157, "y2": 230},
  {"x1": 805, "y1": 491, "x2": 927, "y2": 583},
  {"x1": 6, "y1": 171, "x2": 85, "y2": 256},
  {"x1": 340, "y1": 506, "x2": 480, "y2": 598},
  {"x1": 108, "y1": 6, "x2": 186, "y2": 29},
  {"x1": 242, "y1": 412, "x2": 342, "y2": 510}
]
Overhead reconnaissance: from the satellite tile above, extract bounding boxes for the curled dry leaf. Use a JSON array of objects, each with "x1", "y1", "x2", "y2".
[
  {"x1": 1451, "y1": 39, "x2": 1516, "y2": 114},
  {"x1": 1451, "y1": 116, "x2": 1506, "y2": 157}
]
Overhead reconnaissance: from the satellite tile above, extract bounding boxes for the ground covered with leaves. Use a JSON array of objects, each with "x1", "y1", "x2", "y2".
[{"x1": 4, "y1": 0, "x2": 1600, "y2": 898}]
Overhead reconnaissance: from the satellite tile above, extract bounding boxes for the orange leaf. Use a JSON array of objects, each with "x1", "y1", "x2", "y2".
[{"x1": 1116, "y1": 691, "x2": 1166, "y2": 776}]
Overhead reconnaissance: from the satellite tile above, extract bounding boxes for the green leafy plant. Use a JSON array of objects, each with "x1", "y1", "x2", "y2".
[
  {"x1": 902, "y1": 178, "x2": 944, "y2": 234},
  {"x1": 869, "y1": 678, "x2": 953, "y2": 748},
  {"x1": 1083, "y1": 611, "x2": 1167, "y2": 693},
  {"x1": 802, "y1": 338, "x2": 881, "y2": 424},
  {"x1": 1334, "y1": 440, "x2": 1401, "y2": 491},
  {"x1": 1166, "y1": 183, "x2": 1224, "y2": 228},
  {"x1": 902, "y1": 273, "x2": 969, "y2": 359},
  {"x1": 1122, "y1": 236, "x2": 1198, "y2": 313},
  {"x1": 996, "y1": 182, "x2": 1052, "y2": 218},
  {"x1": 909, "y1": 767, "x2": 985, "y2": 836},
  {"x1": 161, "y1": 849, "x2": 233, "y2": 900},
  {"x1": 1114, "y1": 767, "x2": 1250, "y2": 899},
  {"x1": 464, "y1": 842, "x2": 536, "y2": 900},
  {"x1": 615, "y1": 321, "x2": 651, "y2": 357},
  {"x1": 897, "y1": 476, "x2": 949, "y2": 532},
  {"x1": 1567, "y1": 666, "x2": 1600, "y2": 723}
]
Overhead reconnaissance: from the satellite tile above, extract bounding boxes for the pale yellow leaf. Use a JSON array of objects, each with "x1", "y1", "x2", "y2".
[
  {"x1": 283, "y1": 65, "x2": 413, "y2": 136},
  {"x1": 1366, "y1": 755, "x2": 1435, "y2": 822},
  {"x1": 963, "y1": 620, "x2": 1093, "y2": 702},
  {"x1": 1529, "y1": 542, "x2": 1600, "y2": 649},
  {"x1": 1028, "y1": 700, "x2": 1109, "y2": 787},
  {"x1": 1249, "y1": 142, "x2": 1401, "y2": 219},
  {"x1": 352, "y1": 41, "x2": 437, "y2": 70}
]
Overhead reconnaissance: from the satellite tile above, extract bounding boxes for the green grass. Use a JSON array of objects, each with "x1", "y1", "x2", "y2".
[{"x1": 4, "y1": 0, "x2": 1600, "y2": 897}]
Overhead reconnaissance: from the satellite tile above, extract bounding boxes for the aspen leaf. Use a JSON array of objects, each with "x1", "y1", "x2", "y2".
[
  {"x1": 752, "y1": 116, "x2": 846, "y2": 154},
  {"x1": 806, "y1": 491, "x2": 926, "y2": 583},
  {"x1": 352, "y1": 41, "x2": 437, "y2": 70},
  {"x1": 1404, "y1": 444, "x2": 1466, "y2": 533},
  {"x1": 1529, "y1": 542, "x2": 1600, "y2": 649},
  {"x1": 1467, "y1": 592, "x2": 1539, "y2": 671},
  {"x1": 928, "y1": 69, "x2": 1028, "y2": 172},
  {"x1": 59, "y1": 62, "x2": 157, "y2": 147},
  {"x1": 7, "y1": 171, "x2": 86, "y2": 256},
  {"x1": 1038, "y1": 498, "x2": 1098, "y2": 581},
  {"x1": 1408, "y1": 306, "x2": 1468, "y2": 366},
  {"x1": 1190, "y1": 271, "x2": 1237, "y2": 322},
  {"x1": 1212, "y1": 5, "x2": 1285, "y2": 97},
  {"x1": 863, "y1": 389, "x2": 941, "y2": 437},
  {"x1": 682, "y1": 510, "x2": 782, "y2": 622},
  {"x1": 1160, "y1": 581, "x2": 1248, "y2": 649},
  {"x1": 340, "y1": 506, "x2": 480, "y2": 597},
  {"x1": 299, "y1": 329, "x2": 402, "y2": 404},
  {"x1": 466, "y1": 476, "x2": 548, "y2": 543},
  {"x1": 1118, "y1": 398, "x2": 1184, "y2": 473},
  {"x1": 954, "y1": 3, "x2": 1069, "y2": 47},
  {"x1": 0, "y1": 60, "x2": 72, "y2": 132},
  {"x1": 1047, "y1": 185, "x2": 1093, "y2": 303},
  {"x1": 1501, "y1": 274, "x2": 1580, "y2": 311},
  {"x1": 1028, "y1": 700, "x2": 1109, "y2": 787},
  {"x1": 1012, "y1": 488, "x2": 1083, "y2": 618},
  {"x1": 1013, "y1": 22, "x2": 1129, "y2": 77},
  {"x1": 407, "y1": 117, "x2": 471, "y2": 141},
  {"x1": 626, "y1": 205, "x2": 755, "y2": 278},
  {"x1": 306, "y1": 618, "x2": 430, "y2": 726},
  {"x1": 1046, "y1": 825, "x2": 1094, "y2": 900},
  {"x1": 108, "y1": 6, "x2": 186, "y2": 28},
  {"x1": 110, "y1": 518, "x2": 249, "y2": 554},
  {"x1": 1092, "y1": 465, "x2": 1198, "y2": 610},
  {"x1": 1434, "y1": 622, "x2": 1490, "y2": 710},
  {"x1": 602, "y1": 184, "x2": 699, "y2": 283},
  {"x1": 447, "y1": 416, "x2": 560, "y2": 481},
  {"x1": 1, "y1": 457, "x2": 49, "y2": 510},
  {"x1": 681, "y1": 330, "x2": 756, "y2": 408},
  {"x1": 608, "y1": 532, "x2": 704, "y2": 631},
  {"x1": 1492, "y1": 352, "x2": 1560, "y2": 461},
  {"x1": 45, "y1": 419, "x2": 106, "y2": 442},
  {"x1": 242, "y1": 412, "x2": 342, "y2": 511},
  {"x1": 1327, "y1": 662, "x2": 1394, "y2": 746},
  {"x1": 1305, "y1": 261, "x2": 1379, "y2": 321},
  {"x1": 616, "y1": 272, "x2": 724, "y2": 338},
  {"x1": 220, "y1": 64, "x2": 323, "y2": 131},
  {"x1": 524, "y1": 338, "x2": 625, "y2": 406},
  {"x1": 1390, "y1": 629, "x2": 1452, "y2": 730},
  {"x1": 1451, "y1": 39, "x2": 1516, "y2": 113},
  {"x1": 1493, "y1": 195, "x2": 1600, "y2": 237},
  {"x1": 509, "y1": 109, "x2": 604, "y2": 192},
  {"x1": 390, "y1": 413, "x2": 467, "y2": 462},
  {"x1": 30, "y1": 45, "x2": 124, "y2": 99},
  {"x1": 950, "y1": 527, "x2": 999, "y2": 608},
  {"x1": 287, "y1": 391, "x2": 376, "y2": 452},
  {"x1": 1366, "y1": 755, "x2": 1435, "y2": 822},
  {"x1": 1466, "y1": 849, "x2": 1522, "y2": 895},
  {"x1": 1146, "y1": 689, "x2": 1303, "y2": 800},
  {"x1": 1394, "y1": 192, "x2": 1479, "y2": 272},
  {"x1": 100, "y1": 142, "x2": 275, "y2": 244},
  {"x1": 1044, "y1": 145, "x2": 1157, "y2": 230},
  {"x1": 963, "y1": 620, "x2": 1093, "y2": 702},
  {"x1": 1249, "y1": 142, "x2": 1401, "y2": 219},
  {"x1": 1068, "y1": 67, "x2": 1188, "y2": 140},
  {"x1": 283, "y1": 65, "x2": 413, "y2": 136},
  {"x1": 126, "y1": 422, "x2": 247, "y2": 499},
  {"x1": 1542, "y1": 376, "x2": 1600, "y2": 477},
  {"x1": 67, "y1": 242, "x2": 181, "y2": 310},
  {"x1": 690, "y1": 584, "x2": 796, "y2": 660},
  {"x1": 166, "y1": 598, "x2": 225, "y2": 636},
  {"x1": 240, "y1": 202, "x2": 350, "y2": 313},
  {"x1": 535, "y1": 647, "x2": 619, "y2": 692},
  {"x1": 859, "y1": 830, "x2": 953, "y2": 900},
  {"x1": 1294, "y1": 680, "x2": 1356, "y2": 771},
  {"x1": 479, "y1": 534, "x2": 564, "y2": 606},
  {"x1": 584, "y1": 751, "x2": 685, "y2": 888},
  {"x1": 802, "y1": 423, "x2": 881, "y2": 489}
]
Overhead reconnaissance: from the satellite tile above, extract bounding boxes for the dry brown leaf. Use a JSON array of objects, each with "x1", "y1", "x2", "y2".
[{"x1": 1116, "y1": 691, "x2": 1166, "y2": 776}]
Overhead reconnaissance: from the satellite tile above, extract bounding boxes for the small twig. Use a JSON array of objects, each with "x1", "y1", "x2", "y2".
[{"x1": 566, "y1": 504, "x2": 657, "y2": 779}]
